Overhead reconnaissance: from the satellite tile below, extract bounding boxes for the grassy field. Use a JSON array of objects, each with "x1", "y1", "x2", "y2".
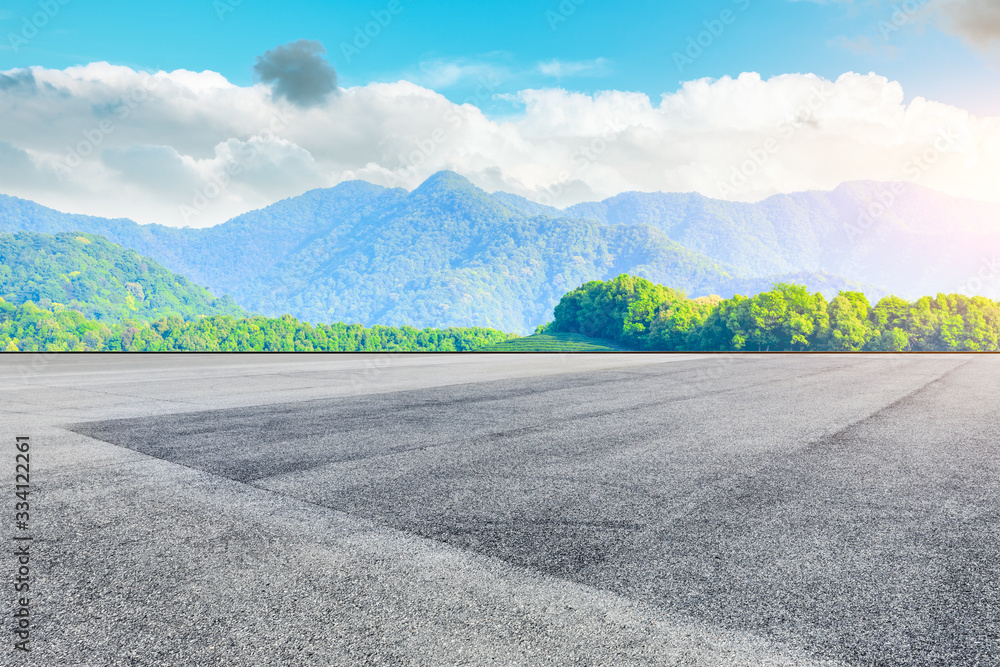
[{"x1": 479, "y1": 332, "x2": 627, "y2": 352}]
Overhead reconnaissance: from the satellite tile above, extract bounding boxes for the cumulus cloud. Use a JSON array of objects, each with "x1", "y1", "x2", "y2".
[
  {"x1": 1, "y1": 62, "x2": 999, "y2": 227},
  {"x1": 253, "y1": 40, "x2": 338, "y2": 107},
  {"x1": 0, "y1": 69, "x2": 35, "y2": 91},
  {"x1": 101, "y1": 145, "x2": 199, "y2": 192},
  {"x1": 0, "y1": 141, "x2": 51, "y2": 188}
]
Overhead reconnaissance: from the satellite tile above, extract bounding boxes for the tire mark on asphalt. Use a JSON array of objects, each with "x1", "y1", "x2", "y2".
[
  {"x1": 65, "y1": 356, "x2": 862, "y2": 483},
  {"x1": 655, "y1": 357, "x2": 972, "y2": 523},
  {"x1": 58, "y1": 356, "x2": 994, "y2": 665},
  {"x1": 244, "y1": 355, "x2": 921, "y2": 487},
  {"x1": 795, "y1": 357, "x2": 972, "y2": 456}
]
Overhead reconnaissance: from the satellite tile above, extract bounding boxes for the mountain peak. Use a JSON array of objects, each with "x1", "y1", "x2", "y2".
[
  {"x1": 411, "y1": 171, "x2": 483, "y2": 197},
  {"x1": 325, "y1": 179, "x2": 391, "y2": 197}
]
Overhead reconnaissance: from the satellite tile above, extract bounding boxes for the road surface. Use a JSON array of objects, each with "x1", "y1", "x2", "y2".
[{"x1": 2, "y1": 353, "x2": 998, "y2": 665}]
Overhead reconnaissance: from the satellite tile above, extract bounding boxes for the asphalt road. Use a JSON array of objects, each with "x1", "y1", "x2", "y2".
[{"x1": 3, "y1": 353, "x2": 999, "y2": 665}]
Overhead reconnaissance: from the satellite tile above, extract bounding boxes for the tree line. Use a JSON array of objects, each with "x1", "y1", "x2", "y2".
[
  {"x1": 549, "y1": 275, "x2": 1000, "y2": 351},
  {"x1": 7, "y1": 275, "x2": 1000, "y2": 353},
  {"x1": 0, "y1": 300, "x2": 513, "y2": 352}
]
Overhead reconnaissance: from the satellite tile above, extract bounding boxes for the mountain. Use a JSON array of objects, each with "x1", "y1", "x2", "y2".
[
  {"x1": 4, "y1": 172, "x2": 992, "y2": 332},
  {"x1": 490, "y1": 191, "x2": 565, "y2": 218},
  {"x1": 562, "y1": 182, "x2": 1000, "y2": 299},
  {"x1": 0, "y1": 176, "x2": 740, "y2": 332},
  {"x1": 227, "y1": 173, "x2": 737, "y2": 331},
  {"x1": 0, "y1": 231, "x2": 244, "y2": 323}
]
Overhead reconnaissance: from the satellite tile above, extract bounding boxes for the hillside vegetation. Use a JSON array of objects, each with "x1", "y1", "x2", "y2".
[
  {"x1": 0, "y1": 232, "x2": 244, "y2": 323},
  {"x1": 551, "y1": 275, "x2": 1000, "y2": 352}
]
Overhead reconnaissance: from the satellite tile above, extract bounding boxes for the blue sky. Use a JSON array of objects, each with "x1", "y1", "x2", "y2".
[{"x1": 1, "y1": 0, "x2": 997, "y2": 115}]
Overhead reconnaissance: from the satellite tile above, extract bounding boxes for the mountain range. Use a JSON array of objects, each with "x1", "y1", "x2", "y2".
[{"x1": 2, "y1": 171, "x2": 998, "y2": 333}]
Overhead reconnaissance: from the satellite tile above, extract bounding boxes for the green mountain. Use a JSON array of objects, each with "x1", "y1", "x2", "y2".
[
  {"x1": 230, "y1": 173, "x2": 741, "y2": 332},
  {"x1": 0, "y1": 231, "x2": 244, "y2": 323},
  {"x1": 0, "y1": 175, "x2": 740, "y2": 332},
  {"x1": 5, "y1": 172, "x2": 989, "y2": 333}
]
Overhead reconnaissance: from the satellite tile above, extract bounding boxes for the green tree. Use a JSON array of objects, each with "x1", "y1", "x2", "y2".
[{"x1": 823, "y1": 291, "x2": 874, "y2": 351}]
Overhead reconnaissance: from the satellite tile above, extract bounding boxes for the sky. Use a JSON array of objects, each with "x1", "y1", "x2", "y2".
[{"x1": 0, "y1": 0, "x2": 999, "y2": 226}]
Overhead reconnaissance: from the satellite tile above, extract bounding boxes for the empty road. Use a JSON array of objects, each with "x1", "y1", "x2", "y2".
[{"x1": 3, "y1": 353, "x2": 998, "y2": 665}]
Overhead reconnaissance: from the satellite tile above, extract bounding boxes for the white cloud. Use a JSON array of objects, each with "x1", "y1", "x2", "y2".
[
  {"x1": 404, "y1": 59, "x2": 507, "y2": 90},
  {"x1": 536, "y1": 58, "x2": 611, "y2": 78},
  {"x1": 1, "y1": 63, "x2": 1000, "y2": 226}
]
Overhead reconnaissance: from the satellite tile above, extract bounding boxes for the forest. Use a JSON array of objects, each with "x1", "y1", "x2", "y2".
[
  {"x1": 549, "y1": 275, "x2": 1000, "y2": 352},
  {"x1": 6, "y1": 270, "x2": 1000, "y2": 353},
  {"x1": 0, "y1": 231, "x2": 245, "y2": 323},
  {"x1": 0, "y1": 300, "x2": 513, "y2": 352}
]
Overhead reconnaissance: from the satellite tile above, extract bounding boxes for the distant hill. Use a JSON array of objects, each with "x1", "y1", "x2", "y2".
[
  {"x1": 5, "y1": 172, "x2": 993, "y2": 332},
  {"x1": 562, "y1": 182, "x2": 1000, "y2": 299},
  {"x1": 0, "y1": 231, "x2": 244, "y2": 323},
  {"x1": 0, "y1": 175, "x2": 740, "y2": 332}
]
